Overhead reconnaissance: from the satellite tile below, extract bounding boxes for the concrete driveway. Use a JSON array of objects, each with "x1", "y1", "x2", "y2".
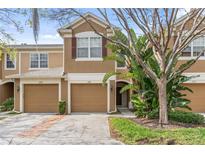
[{"x1": 0, "y1": 113, "x2": 122, "y2": 145}]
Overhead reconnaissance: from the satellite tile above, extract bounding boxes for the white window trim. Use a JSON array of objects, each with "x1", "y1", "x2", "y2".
[
  {"x1": 75, "y1": 32, "x2": 103, "y2": 61},
  {"x1": 117, "y1": 66, "x2": 127, "y2": 69},
  {"x1": 180, "y1": 36, "x2": 205, "y2": 60},
  {"x1": 29, "y1": 52, "x2": 49, "y2": 70},
  {"x1": 75, "y1": 58, "x2": 103, "y2": 61},
  {"x1": 4, "y1": 53, "x2": 16, "y2": 70}
]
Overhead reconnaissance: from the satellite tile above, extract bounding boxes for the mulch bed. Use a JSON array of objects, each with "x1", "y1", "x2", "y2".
[{"x1": 131, "y1": 117, "x2": 205, "y2": 129}]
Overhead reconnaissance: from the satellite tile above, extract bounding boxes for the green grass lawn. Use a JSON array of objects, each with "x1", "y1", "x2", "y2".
[{"x1": 109, "y1": 117, "x2": 205, "y2": 145}]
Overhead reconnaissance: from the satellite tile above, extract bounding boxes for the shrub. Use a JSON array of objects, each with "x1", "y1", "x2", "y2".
[
  {"x1": 147, "y1": 110, "x2": 204, "y2": 125},
  {"x1": 169, "y1": 111, "x2": 205, "y2": 124},
  {"x1": 58, "y1": 100, "x2": 66, "y2": 115},
  {"x1": 147, "y1": 108, "x2": 159, "y2": 119},
  {"x1": 0, "y1": 97, "x2": 14, "y2": 111},
  {"x1": 132, "y1": 95, "x2": 147, "y2": 117}
]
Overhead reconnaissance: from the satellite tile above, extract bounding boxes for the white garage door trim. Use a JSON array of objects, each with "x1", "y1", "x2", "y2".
[{"x1": 19, "y1": 79, "x2": 61, "y2": 112}]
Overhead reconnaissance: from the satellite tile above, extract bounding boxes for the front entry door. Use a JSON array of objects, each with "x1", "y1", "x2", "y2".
[{"x1": 117, "y1": 87, "x2": 122, "y2": 106}]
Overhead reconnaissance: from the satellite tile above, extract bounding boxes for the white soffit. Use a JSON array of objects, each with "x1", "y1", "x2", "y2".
[{"x1": 67, "y1": 73, "x2": 116, "y2": 82}]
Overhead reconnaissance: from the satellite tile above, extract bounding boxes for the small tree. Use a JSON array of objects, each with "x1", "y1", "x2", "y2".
[
  {"x1": 72, "y1": 8, "x2": 205, "y2": 125},
  {"x1": 0, "y1": 9, "x2": 24, "y2": 59},
  {"x1": 104, "y1": 32, "x2": 194, "y2": 117}
]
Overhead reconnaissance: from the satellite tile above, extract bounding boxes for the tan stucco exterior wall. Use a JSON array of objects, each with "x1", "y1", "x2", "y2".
[
  {"x1": 21, "y1": 52, "x2": 63, "y2": 73},
  {"x1": 64, "y1": 21, "x2": 115, "y2": 73},
  {"x1": 1, "y1": 53, "x2": 19, "y2": 80},
  {"x1": 14, "y1": 79, "x2": 20, "y2": 111},
  {"x1": 72, "y1": 20, "x2": 107, "y2": 35},
  {"x1": 1, "y1": 50, "x2": 63, "y2": 79},
  {"x1": 183, "y1": 83, "x2": 205, "y2": 112},
  {"x1": 177, "y1": 60, "x2": 205, "y2": 72}
]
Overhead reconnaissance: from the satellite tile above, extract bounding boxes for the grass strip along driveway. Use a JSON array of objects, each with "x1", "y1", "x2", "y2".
[{"x1": 109, "y1": 117, "x2": 205, "y2": 145}]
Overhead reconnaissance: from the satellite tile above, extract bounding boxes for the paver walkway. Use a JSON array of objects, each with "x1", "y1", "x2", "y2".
[{"x1": 0, "y1": 113, "x2": 122, "y2": 145}]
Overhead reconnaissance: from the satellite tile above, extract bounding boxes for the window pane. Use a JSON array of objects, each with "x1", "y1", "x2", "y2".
[
  {"x1": 30, "y1": 53, "x2": 39, "y2": 68},
  {"x1": 193, "y1": 46, "x2": 205, "y2": 56},
  {"x1": 31, "y1": 61, "x2": 38, "y2": 68},
  {"x1": 193, "y1": 37, "x2": 204, "y2": 46},
  {"x1": 40, "y1": 61, "x2": 48, "y2": 68},
  {"x1": 40, "y1": 53, "x2": 48, "y2": 61},
  {"x1": 90, "y1": 37, "x2": 101, "y2": 47},
  {"x1": 182, "y1": 45, "x2": 191, "y2": 57},
  {"x1": 31, "y1": 53, "x2": 39, "y2": 61},
  {"x1": 90, "y1": 47, "x2": 102, "y2": 58},
  {"x1": 192, "y1": 36, "x2": 205, "y2": 57},
  {"x1": 40, "y1": 53, "x2": 48, "y2": 68},
  {"x1": 6, "y1": 54, "x2": 15, "y2": 68},
  {"x1": 77, "y1": 38, "x2": 88, "y2": 47},
  {"x1": 77, "y1": 48, "x2": 89, "y2": 58}
]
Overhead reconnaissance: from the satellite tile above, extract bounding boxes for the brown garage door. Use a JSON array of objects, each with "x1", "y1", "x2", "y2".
[
  {"x1": 71, "y1": 84, "x2": 107, "y2": 112},
  {"x1": 184, "y1": 84, "x2": 205, "y2": 112},
  {"x1": 24, "y1": 84, "x2": 58, "y2": 113}
]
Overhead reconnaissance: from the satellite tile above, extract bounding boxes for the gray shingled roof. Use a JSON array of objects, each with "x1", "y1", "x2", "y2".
[{"x1": 8, "y1": 44, "x2": 63, "y2": 49}]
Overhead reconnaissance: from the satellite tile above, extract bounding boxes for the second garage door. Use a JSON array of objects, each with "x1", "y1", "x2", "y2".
[
  {"x1": 24, "y1": 84, "x2": 58, "y2": 113},
  {"x1": 71, "y1": 84, "x2": 107, "y2": 112},
  {"x1": 184, "y1": 83, "x2": 205, "y2": 112}
]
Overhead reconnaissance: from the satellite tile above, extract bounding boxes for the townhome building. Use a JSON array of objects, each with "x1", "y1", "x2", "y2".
[
  {"x1": 0, "y1": 12, "x2": 204, "y2": 114},
  {"x1": 0, "y1": 13, "x2": 131, "y2": 114}
]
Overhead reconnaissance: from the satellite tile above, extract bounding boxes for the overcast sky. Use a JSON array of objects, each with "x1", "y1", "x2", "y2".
[{"x1": 6, "y1": 8, "x2": 189, "y2": 45}]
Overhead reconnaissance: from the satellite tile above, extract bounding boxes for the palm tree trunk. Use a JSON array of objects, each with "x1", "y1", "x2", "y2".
[{"x1": 158, "y1": 76, "x2": 168, "y2": 126}]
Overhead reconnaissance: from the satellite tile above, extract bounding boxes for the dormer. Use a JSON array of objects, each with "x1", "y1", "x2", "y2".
[{"x1": 58, "y1": 12, "x2": 115, "y2": 73}]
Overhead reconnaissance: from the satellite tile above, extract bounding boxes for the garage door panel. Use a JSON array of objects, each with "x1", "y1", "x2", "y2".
[
  {"x1": 184, "y1": 84, "x2": 205, "y2": 112},
  {"x1": 71, "y1": 84, "x2": 107, "y2": 112},
  {"x1": 24, "y1": 84, "x2": 58, "y2": 113}
]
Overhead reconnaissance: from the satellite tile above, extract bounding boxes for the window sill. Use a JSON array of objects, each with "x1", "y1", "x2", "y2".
[
  {"x1": 75, "y1": 58, "x2": 103, "y2": 61},
  {"x1": 117, "y1": 67, "x2": 127, "y2": 69},
  {"x1": 5, "y1": 68, "x2": 16, "y2": 71},
  {"x1": 29, "y1": 68, "x2": 49, "y2": 71},
  {"x1": 179, "y1": 57, "x2": 205, "y2": 60}
]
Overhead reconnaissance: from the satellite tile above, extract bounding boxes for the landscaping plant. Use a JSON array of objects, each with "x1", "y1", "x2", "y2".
[
  {"x1": 72, "y1": 8, "x2": 205, "y2": 125},
  {"x1": 0, "y1": 97, "x2": 14, "y2": 111},
  {"x1": 104, "y1": 31, "x2": 195, "y2": 119},
  {"x1": 58, "y1": 100, "x2": 66, "y2": 115}
]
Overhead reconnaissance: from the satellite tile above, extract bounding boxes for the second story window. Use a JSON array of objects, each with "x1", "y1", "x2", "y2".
[
  {"x1": 182, "y1": 36, "x2": 205, "y2": 58},
  {"x1": 30, "y1": 53, "x2": 48, "y2": 69},
  {"x1": 193, "y1": 37, "x2": 205, "y2": 56},
  {"x1": 77, "y1": 37, "x2": 102, "y2": 59},
  {"x1": 5, "y1": 54, "x2": 16, "y2": 70}
]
